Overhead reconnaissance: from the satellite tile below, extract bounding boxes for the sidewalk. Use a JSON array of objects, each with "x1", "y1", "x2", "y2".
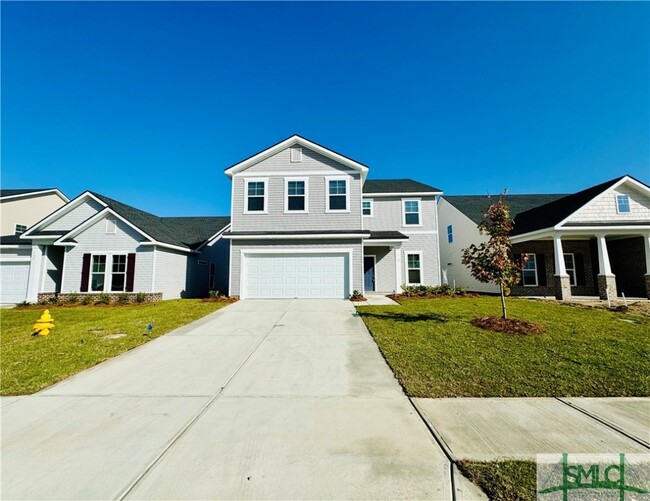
[{"x1": 413, "y1": 397, "x2": 649, "y2": 461}]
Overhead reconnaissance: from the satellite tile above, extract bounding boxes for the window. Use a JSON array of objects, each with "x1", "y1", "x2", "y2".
[
  {"x1": 105, "y1": 218, "x2": 116, "y2": 234},
  {"x1": 246, "y1": 180, "x2": 266, "y2": 212},
  {"x1": 286, "y1": 179, "x2": 307, "y2": 212},
  {"x1": 362, "y1": 200, "x2": 373, "y2": 216},
  {"x1": 290, "y1": 147, "x2": 302, "y2": 163},
  {"x1": 327, "y1": 178, "x2": 348, "y2": 211},
  {"x1": 209, "y1": 262, "x2": 216, "y2": 290},
  {"x1": 90, "y1": 255, "x2": 107, "y2": 291},
  {"x1": 406, "y1": 253, "x2": 422, "y2": 284},
  {"x1": 14, "y1": 224, "x2": 27, "y2": 235},
  {"x1": 447, "y1": 225, "x2": 453, "y2": 243},
  {"x1": 616, "y1": 194, "x2": 631, "y2": 213},
  {"x1": 564, "y1": 253, "x2": 576, "y2": 286},
  {"x1": 403, "y1": 200, "x2": 421, "y2": 225},
  {"x1": 522, "y1": 253, "x2": 538, "y2": 286},
  {"x1": 110, "y1": 255, "x2": 127, "y2": 292}
]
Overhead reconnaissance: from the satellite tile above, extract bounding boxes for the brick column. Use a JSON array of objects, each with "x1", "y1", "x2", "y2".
[
  {"x1": 553, "y1": 235, "x2": 571, "y2": 300},
  {"x1": 596, "y1": 234, "x2": 617, "y2": 300}
]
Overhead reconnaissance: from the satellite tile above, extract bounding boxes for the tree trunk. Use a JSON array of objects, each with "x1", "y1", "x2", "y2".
[{"x1": 499, "y1": 283, "x2": 507, "y2": 319}]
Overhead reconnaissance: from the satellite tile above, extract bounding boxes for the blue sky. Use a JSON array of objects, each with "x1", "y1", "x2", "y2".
[{"x1": 3, "y1": 2, "x2": 648, "y2": 216}]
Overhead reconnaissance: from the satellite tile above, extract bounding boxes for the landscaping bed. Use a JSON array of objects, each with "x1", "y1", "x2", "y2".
[
  {"x1": 357, "y1": 296, "x2": 649, "y2": 397},
  {"x1": 1, "y1": 299, "x2": 229, "y2": 395}
]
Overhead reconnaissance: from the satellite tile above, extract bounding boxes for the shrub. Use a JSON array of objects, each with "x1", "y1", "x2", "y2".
[
  {"x1": 400, "y1": 284, "x2": 467, "y2": 297},
  {"x1": 208, "y1": 290, "x2": 221, "y2": 299},
  {"x1": 47, "y1": 295, "x2": 60, "y2": 305},
  {"x1": 116, "y1": 293, "x2": 130, "y2": 304},
  {"x1": 135, "y1": 292, "x2": 146, "y2": 303},
  {"x1": 94, "y1": 293, "x2": 111, "y2": 305},
  {"x1": 80, "y1": 295, "x2": 92, "y2": 305},
  {"x1": 66, "y1": 292, "x2": 80, "y2": 304},
  {"x1": 16, "y1": 300, "x2": 31, "y2": 307},
  {"x1": 350, "y1": 290, "x2": 364, "y2": 300}
]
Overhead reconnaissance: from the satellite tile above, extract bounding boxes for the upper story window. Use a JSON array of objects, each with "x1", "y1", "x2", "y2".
[
  {"x1": 616, "y1": 194, "x2": 631, "y2": 213},
  {"x1": 327, "y1": 178, "x2": 348, "y2": 212},
  {"x1": 290, "y1": 147, "x2": 302, "y2": 163},
  {"x1": 403, "y1": 199, "x2": 421, "y2": 226},
  {"x1": 14, "y1": 224, "x2": 27, "y2": 235},
  {"x1": 105, "y1": 218, "x2": 116, "y2": 234},
  {"x1": 362, "y1": 199, "x2": 373, "y2": 216},
  {"x1": 245, "y1": 179, "x2": 267, "y2": 213},
  {"x1": 447, "y1": 225, "x2": 453, "y2": 243},
  {"x1": 285, "y1": 178, "x2": 308, "y2": 212}
]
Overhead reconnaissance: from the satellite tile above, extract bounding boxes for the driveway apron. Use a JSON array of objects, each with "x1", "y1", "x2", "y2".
[{"x1": 2, "y1": 299, "x2": 451, "y2": 500}]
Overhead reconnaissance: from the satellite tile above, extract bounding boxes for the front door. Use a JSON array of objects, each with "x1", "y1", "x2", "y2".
[{"x1": 364, "y1": 256, "x2": 375, "y2": 292}]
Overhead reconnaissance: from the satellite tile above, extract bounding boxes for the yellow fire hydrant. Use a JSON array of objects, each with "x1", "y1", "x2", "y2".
[{"x1": 32, "y1": 310, "x2": 54, "y2": 336}]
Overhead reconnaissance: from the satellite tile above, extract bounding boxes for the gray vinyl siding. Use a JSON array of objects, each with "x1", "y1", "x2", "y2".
[
  {"x1": 362, "y1": 196, "x2": 438, "y2": 233},
  {"x1": 61, "y1": 217, "x2": 153, "y2": 293},
  {"x1": 231, "y1": 148, "x2": 363, "y2": 232},
  {"x1": 46, "y1": 199, "x2": 104, "y2": 231},
  {"x1": 363, "y1": 246, "x2": 396, "y2": 293},
  {"x1": 230, "y1": 238, "x2": 363, "y2": 297},
  {"x1": 154, "y1": 248, "x2": 191, "y2": 299},
  {"x1": 400, "y1": 233, "x2": 441, "y2": 287}
]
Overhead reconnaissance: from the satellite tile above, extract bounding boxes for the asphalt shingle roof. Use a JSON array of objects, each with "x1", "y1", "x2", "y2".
[
  {"x1": 90, "y1": 192, "x2": 230, "y2": 249},
  {"x1": 1, "y1": 188, "x2": 59, "y2": 198},
  {"x1": 363, "y1": 179, "x2": 442, "y2": 194}
]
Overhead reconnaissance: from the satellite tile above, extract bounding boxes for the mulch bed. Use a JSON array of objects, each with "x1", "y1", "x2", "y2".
[
  {"x1": 388, "y1": 293, "x2": 479, "y2": 301},
  {"x1": 350, "y1": 296, "x2": 367, "y2": 302},
  {"x1": 201, "y1": 297, "x2": 238, "y2": 304},
  {"x1": 471, "y1": 316, "x2": 544, "y2": 335}
]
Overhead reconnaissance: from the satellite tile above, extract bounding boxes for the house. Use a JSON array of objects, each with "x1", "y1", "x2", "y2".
[
  {"x1": 222, "y1": 135, "x2": 442, "y2": 298},
  {"x1": 18, "y1": 191, "x2": 230, "y2": 303},
  {"x1": 439, "y1": 175, "x2": 650, "y2": 299},
  {"x1": 0, "y1": 189, "x2": 69, "y2": 303}
]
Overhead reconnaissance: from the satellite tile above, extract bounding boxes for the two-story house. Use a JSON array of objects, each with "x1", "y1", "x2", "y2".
[
  {"x1": 223, "y1": 135, "x2": 442, "y2": 299},
  {"x1": 1, "y1": 188, "x2": 69, "y2": 303}
]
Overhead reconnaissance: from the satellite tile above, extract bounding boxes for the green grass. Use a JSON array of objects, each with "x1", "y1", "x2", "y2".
[
  {"x1": 0, "y1": 300, "x2": 228, "y2": 395},
  {"x1": 457, "y1": 460, "x2": 536, "y2": 501},
  {"x1": 357, "y1": 296, "x2": 650, "y2": 397}
]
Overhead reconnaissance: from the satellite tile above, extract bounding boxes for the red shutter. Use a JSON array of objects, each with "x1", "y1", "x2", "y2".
[
  {"x1": 80, "y1": 254, "x2": 91, "y2": 292},
  {"x1": 126, "y1": 253, "x2": 136, "y2": 292}
]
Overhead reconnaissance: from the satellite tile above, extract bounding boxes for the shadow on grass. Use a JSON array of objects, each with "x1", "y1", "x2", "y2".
[{"x1": 358, "y1": 311, "x2": 448, "y2": 323}]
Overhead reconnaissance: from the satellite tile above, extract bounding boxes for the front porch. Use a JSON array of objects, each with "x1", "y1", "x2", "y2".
[{"x1": 511, "y1": 232, "x2": 650, "y2": 300}]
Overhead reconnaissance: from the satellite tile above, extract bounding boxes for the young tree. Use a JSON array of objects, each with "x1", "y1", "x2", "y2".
[{"x1": 461, "y1": 192, "x2": 525, "y2": 319}]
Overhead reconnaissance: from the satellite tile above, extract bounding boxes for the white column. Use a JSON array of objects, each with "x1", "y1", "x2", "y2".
[
  {"x1": 644, "y1": 234, "x2": 650, "y2": 275},
  {"x1": 553, "y1": 235, "x2": 567, "y2": 276},
  {"x1": 394, "y1": 246, "x2": 402, "y2": 293},
  {"x1": 596, "y1": 234, "x2": 612, "y2": 275},
  {"x1": 26, "y1": 244, "x2": 45, "y2": 302}
]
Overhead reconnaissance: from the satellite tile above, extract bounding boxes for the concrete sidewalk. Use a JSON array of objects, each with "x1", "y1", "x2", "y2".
[{"x1": 413, "y1": 397, "x2": 650, "y2": 461}]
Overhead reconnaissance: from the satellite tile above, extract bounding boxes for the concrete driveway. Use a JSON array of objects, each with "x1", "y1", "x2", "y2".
[{"x1": 2, "y1": 299, "x2": 451, "y2": 500}]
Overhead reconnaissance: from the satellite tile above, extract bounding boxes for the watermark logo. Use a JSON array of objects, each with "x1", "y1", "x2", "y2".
[{"x1": 537, "y1": 453, "x2": 650, "y2": 500}]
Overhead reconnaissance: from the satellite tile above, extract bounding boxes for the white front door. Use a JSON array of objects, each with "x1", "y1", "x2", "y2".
[
  {"x1": 0, "y1": 262, "x2": 30, "y2": 303},
  {"x1": 244, "y1": 253, "x2": 349, "y2": 299}
]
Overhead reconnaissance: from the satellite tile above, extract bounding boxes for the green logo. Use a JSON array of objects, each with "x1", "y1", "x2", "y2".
[{"x1": 537, "y1": 453, "x2": 650, "y2": 500}]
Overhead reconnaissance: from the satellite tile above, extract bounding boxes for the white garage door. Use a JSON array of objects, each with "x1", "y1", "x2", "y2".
[
  {"x1": 1, "y1": 262, "x2": 30, "y2": 304},
  {"x1": 244, "y1": 253, "x2": 349, "y2": 299}
]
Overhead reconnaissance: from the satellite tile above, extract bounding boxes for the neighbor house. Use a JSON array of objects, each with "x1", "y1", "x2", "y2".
[
  {"x1": 18, "y1": 191, "x2": 230, "y2": 303},
  {"x1": 0, "y1": 189, "x2": 69, "y2": 303},
  {"x1": 222, "y1": 135, "x2": 442, "y2": 298},
  {"x1": 439, "y1": 175, "x2": 650, "y2": 299}
]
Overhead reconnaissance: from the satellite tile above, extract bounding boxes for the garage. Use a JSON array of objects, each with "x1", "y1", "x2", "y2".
[
  {"x1": 0, "y1": 261, "x2": 30, "y2": 304},
  {"x1": 243, "y1": 252, "x2": 349, "y2": 299}
]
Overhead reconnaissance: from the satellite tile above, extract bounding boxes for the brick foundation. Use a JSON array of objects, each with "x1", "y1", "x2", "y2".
[
  {"x1": 37, "y1": 292, "x2": 162, "y2": 304},
  {"x1": 553, "y1": 275, "x2": 572, "y2": 300},
  {"x1": 645, "y1": 275, "x2": 650, "y2": 299},
  {"x1": 597, "y1": 275, "x2": 617, "y2": 300}
]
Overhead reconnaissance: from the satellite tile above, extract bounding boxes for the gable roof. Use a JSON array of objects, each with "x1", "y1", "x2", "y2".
[
  {"x1": 363, "y1": 179, "x2": 442, "y2": 195},
  {"x1": 0, "y1": 188, "x2": 68, "y2": 202},
  {"x1": 443, "y1": 194, "x2": 567, "y2": 225},
  {"x1": 224, "y1": 135, "x2": 370, "y2": 181}
]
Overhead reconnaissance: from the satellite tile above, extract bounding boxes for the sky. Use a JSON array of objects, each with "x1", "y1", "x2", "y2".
[{"x1": 2, "y1": 1, "x2": 649, "y2": 217}]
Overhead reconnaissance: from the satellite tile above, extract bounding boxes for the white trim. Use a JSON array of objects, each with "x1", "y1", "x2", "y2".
[
  {"x1": 224, "y1": 135, "x2": 369, "y2": 182},
  {"x1": 362, "y1": 199, "x2": 373, "y2": 217},
  {"x1": 0, "y1": 245, "x2": 31, "y2": 249},
  {"x1": 362, "y1": 239, "x2": 407, "y2": 245},
  {"x1": 151, "y1": 247, "x2": 157, "y2": 291},
  {"x1": 363, "y1": 254, "x2": 377, "y2": 294},
  {"x1": 0, "y1": 189, "x2": 68, "y2": 202},
  {"x1": 522, "y1": 252, "x2": 539, "y2": 286},
  {"x1": 53, "y1": 208, "x2": 152, "y2": 246},
  {"x1": 244, "y1": 178, "x2": 268, "y2": 214},
  {"x1": 26, "y1": 245, "x2": 43, "y2": 302},
  {"x1": 363, "y1": 191, "x2": 442, "y2": 197},
  {"x1": 225, "y1": 233, "x2": 369, "y2": 240},
  {"x1": 25, "y1": 235, "x2": 64, "y2": 240},
  {"x1": 402, "y1": 230, "x2": 437, "y2": 235},
  {"x1": 198, "y1": 223, "x2": 232, "y2": 250},
  {"x1": 60, "y1": 248, "x2": 67, "y2": 294},
  {"x1": 237, "y1": 169, "x2": 358, "y2": 178},
  {"x1": 39, "y1": 246, "x2": 48, "y2": 292},
  {"x1": 239, "y1": 247, "x2": 354, "y2": 299},
  {"x1": 395, "y1": 247, "x2": 402, "y2": 292},
  {"x1": 139, "y1": 241, "x2": 198, "y2": 254},
  {"x1": 0, "y1": 257, "x2": 31, "y2": 263},
  {"x1": 402, "y1": 198, "x2": 422, "y2": 227},
  {"x1": 284, "y1": 177, "x2": 309, "y2": 214},
  {"x1": 405, "y1": 251, "x2": 424, "y2": 285},
  {"x1": 325, "y1": 175, "x2": 351, "y2": 213}
]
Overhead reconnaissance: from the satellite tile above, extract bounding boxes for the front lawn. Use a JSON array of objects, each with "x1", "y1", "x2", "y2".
[
  {"x1": 457, "y1": 460, "x2": 536, "y2": 501},
  {"x1": 358, "y1": 297, "x2": 649, "y2": 397},
  {"x1": 1, "y1": 299, "x2": 229, "y2": 395}
]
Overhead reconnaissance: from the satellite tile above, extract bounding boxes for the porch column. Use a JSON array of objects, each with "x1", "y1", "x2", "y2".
[
  {"x1": 553, "y1": 235, "x2": 571, "y2": 300},
  {"x1": 393, "y1": 245, "x2": 402, "y2": 293},
  {"x1": 596, "y1": 233, "x2": 617, "y2": 300},
  {"x1": 643, "y1": 233, "x2": 650, "y2": 299},
  {"x1": 26, "y1": 244, "x2": 45, "y2": 303}
]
